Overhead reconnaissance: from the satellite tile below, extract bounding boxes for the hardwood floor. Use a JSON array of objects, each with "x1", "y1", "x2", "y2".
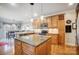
[
  {"x1": 51, "y1": 45, "x2": 65, "y2": 55},
  {"x1": 51, "y1": 44, "x2": 78, "y2": 55},
  {"x1": 0, "y1": 38, "x2": 78, "y2": 55}
]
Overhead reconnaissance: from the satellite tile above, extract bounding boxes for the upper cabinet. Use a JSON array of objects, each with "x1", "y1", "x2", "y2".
[
  {"x1": 32, "y1": 18, "x2": 41, "y2": 29},
  {"x1": 46, "y1": 16, "x2": 52, "y2": 28},
  {"x1": 51, "y1": 15, "x2": 59, "y2": 28}
]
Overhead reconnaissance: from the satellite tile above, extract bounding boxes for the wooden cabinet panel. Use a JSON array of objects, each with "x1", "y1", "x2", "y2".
[
  {"x1": 15, "y1": 40, "x2": 22, "y2": 55},
  {"x1": 32, "y1": 19, "x2": 41, "y2": 29},
  {"x1": 51, "y1": 35, "x2": 58, "y2": 45},
  {"x1": 46, "y1": 38, "x2": 51, "y2": 54},
  {"x1": 22, "y1": 42, "x2": 35, "y2": 55},
  {"x1": 36, "y1": 39, "x2": 51, "y2": 55},
  {"x1": 58, "y1": 20, "x2": 65, "y2": 31},
  {"x1": 33, "y1": 17, "x2": 52, "y2": 29},
  {"x1": 36, "y1": 42, "x2": 47, "y2": 55},
  {"x1": 59, "y1": 14, "x2": 64, "y2": 20},
  {"x1": 46, "y1": 17, "x2": 52, "y2": 28},
  {"x1": 51, "y1": 16, "x2": 59, "y2": 28},
  {"x1": 58, "y1": 14, "x2": 65, "y2": 45}
]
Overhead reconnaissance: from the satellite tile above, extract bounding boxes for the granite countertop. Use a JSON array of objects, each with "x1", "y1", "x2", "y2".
[{"x1": 16, "y1": 34, "x2": 51, "y2": 47}]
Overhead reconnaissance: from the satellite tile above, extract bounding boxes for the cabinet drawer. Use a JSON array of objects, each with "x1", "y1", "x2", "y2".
[{"x1": 22, "y1": 43, "x2": 35, "y2": 53}]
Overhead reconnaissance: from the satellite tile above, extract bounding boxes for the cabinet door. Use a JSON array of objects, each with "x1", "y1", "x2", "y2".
[
  {"x1": 46, "y1": 39, "x2": 51, "y2": 54},
  {"x1": 46, "y1": 16, "x2": 52, "y2": 28},
  {"x1": 36, "y1": 42, "x2": 47, "y2": 55},
  {"x1": 58, "y1": 14, "x2": 65, "y2": 45},
  {"x1": 36, "y1": 39, "x2": 51, "y2": 55},
  {"x1": 15, "y1": 40, "x2": 22, "y2": 55},
  {"x1": 32, "y1": 19, "x2": 41, "y2": 29},
  {"x1": 32, "y1": 19, "x2": 38, "y2": 28},
  {"x1": 22, "y1": 42, "x2": 35, "y2": 55},
  {"x1": 51, "y1": 16, "x2": 59, "y2": 28}
]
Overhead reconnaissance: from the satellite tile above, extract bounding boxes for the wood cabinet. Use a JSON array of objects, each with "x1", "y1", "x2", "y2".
[
  {"x1": 51, "y1": 34, "x2": 58, "y2": 44},
  {"x1": 58, "y1": 14, "x2": 65, "y2": 45},
  {"x1": 36, "y1": 39, "x2": 51, "y2": 55},
  {"x1": 51, "y1": 14, "x2": 65, "y2": 45},
  {"x1": 32, "y1": 14, "x2": 65, "y2": 45},
  {"x1": 35, "y1": 42, "x2": 47, "y2": 54},
  {"x1": 15, "y1": 39, "x2": 22, "y2": 55},
  {"x1": 15, "y1": 38, "x2": 51, "y2": 55},
  {"x1": 46, "y1": 16, "x2": 52, "y2": 28},
  {"x1": 22, "y1": 43, "x2": 35, "y2": 55},
  {"x1": 33, "y1": 17, "x2": 52, "y2": 29},
  {"x1": 32, "y1": 18, "x2": 41, "y2": 29},
  {"x1": 51, "y1": 15, "x2": 59, "y2": 28}
]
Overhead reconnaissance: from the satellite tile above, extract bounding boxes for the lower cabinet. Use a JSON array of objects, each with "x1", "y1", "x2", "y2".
[
  {"x1": 15, "y1": 39, "x2": 51, "y2": 55},
  {"x1": 51, "y1": 34, "x2": 58, "y2": 44},
  {"x1": 15, "y1": 40, "x2": 22, "y2": 55},
  {"x1": 22, "y1": 43, "x2": 35, "y2": 55}
]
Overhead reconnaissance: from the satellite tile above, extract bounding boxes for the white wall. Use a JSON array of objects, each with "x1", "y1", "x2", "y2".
[{"x1": 65, "y1": 9, "x2": 76, "y2": 46}]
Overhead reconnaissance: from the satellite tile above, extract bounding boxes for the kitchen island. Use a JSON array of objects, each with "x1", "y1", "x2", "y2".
[{"x1": 15, "y1": 34, "x2": 51, "y2": 55}]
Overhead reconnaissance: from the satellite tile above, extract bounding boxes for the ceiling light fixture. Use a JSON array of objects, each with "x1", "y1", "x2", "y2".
[
  {"x1": 30, "y1": 3, "x2": 34, "y2": 22},
  {"x1": 30, "y1": 3, "x2": 34, "y2": 5}
]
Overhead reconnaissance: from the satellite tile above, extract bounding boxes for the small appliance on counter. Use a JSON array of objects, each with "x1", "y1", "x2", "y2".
[{"x1": 39, "y1": 23, "x2": 48, "y2": 35}]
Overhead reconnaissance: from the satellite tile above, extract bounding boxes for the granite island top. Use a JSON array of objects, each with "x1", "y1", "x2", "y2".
[{"x1": 15, "y1": 34, "x2": 51, "y2": 47}]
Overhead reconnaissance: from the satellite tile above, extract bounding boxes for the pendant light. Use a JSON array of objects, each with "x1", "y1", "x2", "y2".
[
  {"x1": 40, "y1": 3, "x2": 44, "y2": 20},
  {"x1": 30, "y1": 3, "x2": 38, "y2": 22},
  {"x1": 30, "y1": 3, "x2": 34, "y2": 22}
]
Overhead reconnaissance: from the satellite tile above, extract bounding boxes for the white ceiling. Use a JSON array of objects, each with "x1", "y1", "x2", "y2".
[{"x1": 0, "y1": 3, "x2": 77, "y2": 23}]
